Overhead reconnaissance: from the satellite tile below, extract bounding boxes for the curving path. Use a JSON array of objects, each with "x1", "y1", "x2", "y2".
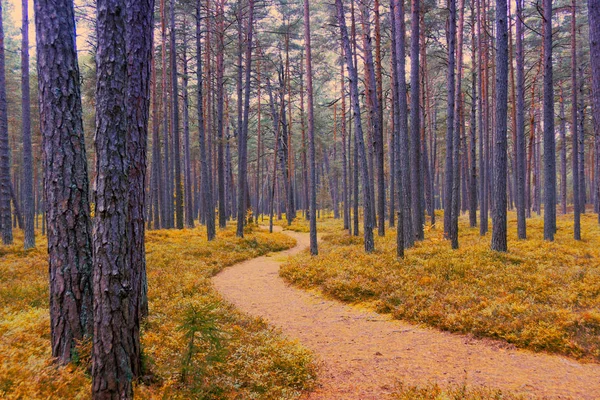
[{"x1": 212, "y1": 227, "x2": 600, "y2": 399}]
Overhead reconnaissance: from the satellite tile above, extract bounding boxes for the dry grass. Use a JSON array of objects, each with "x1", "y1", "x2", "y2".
[
  {"x1": 0, "y1": 225, "x2": 317, "y2": 399},
  {"x1": 281, "y1": 211, "x2": 600, "y2": 362},
  {"x1": 389, "y1": 381, "x2": 526, "y2": 399}
]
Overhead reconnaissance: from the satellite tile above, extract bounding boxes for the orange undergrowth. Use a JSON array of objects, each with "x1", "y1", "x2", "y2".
[
  {"x1": 1, "y1": 225, "x2": 316, "y2": 399},
  {"x1": 281, "y1": 211, "x2": 600, "y2": 362}
]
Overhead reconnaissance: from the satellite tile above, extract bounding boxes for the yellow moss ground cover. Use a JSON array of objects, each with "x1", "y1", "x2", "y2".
[
  {"x1": 281, "y1": 211, "x2": 600, "y2": 362},
  {"x1": 1, "y1": 226, "x2": 316, "y2": 399},
  {"x1": 390, "y1": 382, "x2": 524, "y2": 399}
]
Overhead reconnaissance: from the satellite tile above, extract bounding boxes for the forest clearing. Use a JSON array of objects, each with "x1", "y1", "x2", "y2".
[{"x1": 0, "y1": 0, "x2": 599, "y2": 396}]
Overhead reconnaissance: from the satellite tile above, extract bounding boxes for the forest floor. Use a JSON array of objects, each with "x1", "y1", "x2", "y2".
[
  {"x1": 213, "y1": 224, "x2": 600, "y2": 399},
  {"x1": 0, "y1": 226, "x2": 317, "y2": 399}
]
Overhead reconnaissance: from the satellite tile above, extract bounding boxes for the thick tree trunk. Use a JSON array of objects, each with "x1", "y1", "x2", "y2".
[
  {"x1": 182, "y1": 24, "x2": 194, "y2": 228},
  {"x1": 305, "y1": 0, "x2": 318, "y2": 254},
  {"x1": 216, "y1": 0, "x2": 226, "y2": 228},
  {"x1": 92, "y1": 0, "x2": 137, "y2": 396},
  {"x1": 515, "y1": 0, "x2": 526, "y2": 238},
  {"x1": 390, "y1": 0, "x2": 405, "y2": 257},
  {"x1": 34, "y1": 0, "x2": 93, "y2": 364},
  {"x1": 197, "y1": 1, "x2": 215, "y2": 240},
  {"x1": 170, "y1": 0, "x2": 183, "y2": 229},
  {"x1": 0, "y1": 2, "x2": 11, "y2": 245},
  {"x1": 445, "y1": 0, "x2": 456, "y2": 245},
  {"x1": 572, "y1": 0, "x2": 581, "y2": 239},
  {"x1": 393, "y1": 0, "x2": 413, "y2": 247},
  {"x1": 469, "y1": 0, "x2": 478, "y2": 228},
  {"x1": 236, "y1": 0, "x2": 255, "y2": 237},
  {"x1": 410, "y1": 0, "x2": 423, "y2": 241},
  {"x1": 543, "y1": 0, "x2": 556, "y2": 240},
  {"x1": 589, "y1": 0, "x2": 600, "y2": 224},
  {"x1": 491, "y1": 0, "x2": 508, "y2": 251},
  {"x1": 125, "y1": 0, "x2": 154, "y2": 377},
  {"x1": 337, "y1": 0, "x2": 374, "y2": 252},
  {"x1": 21, "y1": 0, "x2": 34, "y2": 249}
]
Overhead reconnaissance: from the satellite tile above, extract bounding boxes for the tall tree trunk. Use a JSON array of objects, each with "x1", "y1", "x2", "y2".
[
  {"x1": 198, "y1": 0, "x2": 215, "y2": 240},
  {"x1": 491, "y1": 0, "x2": 508, "y2": 251},
  {"x1": 236, "y1": 0, "x2": 255, "y2": 237},
  {"x1": 151, "y1": 50, "x2": 163, "y2": 230},
  {"x1": 160, "y1": 0, "x2": 172, "y2": 228},
  {"x1": 515, "y1": 0, "x2": 526, "y2": 238},
  {"x1": 394, "y1": 0, "x2": 413, "y2": 247},
  {"x1": 125, "y1": 0, "x2": 154, "y2": 379},
  {"x1": 216, "y1": 0, "x2": 226, "y2": 228},
  {"x1": 341, "y1": 56, "x2": 350, "y2": 231},
  {"x1": 170, "y1": 0, "x2": 183, "y2": 229},
  {"x1": 445, "y1": 0, "x2": 456, "y2": 245},
  {"x1": 589, "y1": 0, "x2": 600, "y2": 224},
  {"x1": 305, "y1": 0, "x2": 318, "y2": 254},
  {"x1": 572, "y1": 0, "x2": 581, "y2": 239},
  {"x1": 92, "y1": 0, "x2": 137, "y2": 396},
  {"x1": 468, "y1": 0, "x2": 477, "y2": 228},
  {"x1": 543, "y1": 0, "x2": 556, "y2": 240},
  {"x1": 559, "y1": 89, "x2": 567, "y2": 215},
  {"x1": 390, "y1": 0, "x2": 405, "y2": 257},
  {"x1": 182, "y1": 22, "x2": 194, "y2": 228},
  {"x1": 0, "y1": 2, "x2": 11, "y2": 245},
  {"x1": 21, "y1": 0, "x2": 34, "y2": 249},
  {"x1": 337, "y1": 0, "x2": 374, "y2": 252},
  {"x1": 34, "y1": 0, "x2": 93, "y2": 364},
  {"x1": 410, "y1": 0, "x2": 423, "y2": 241}
]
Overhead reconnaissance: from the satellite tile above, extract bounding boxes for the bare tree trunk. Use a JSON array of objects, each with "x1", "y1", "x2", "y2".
[
  {"x1": 337, "y1": 0, "x2": 374, "y2": 252},
  {"x1": 34, "y1": 0, "x2": 93, "y2": 364},
  {"x1": 125, "y1": 0, "x2": 154, "y2": 377},
  {"x1": 170, "y1": 0, "x2": 183, "y2": 229},
  {"x1": 305, "y1": 0, "x2": 318, "y2": 254},
  {"x1": 559, "y1": 89, "x2": 567, "y2": 215},
  {"x1": 182, "y1": 22, "x2": 194, "y2": 228},
  {"x1": 410, "y1": 0, "x2": 423, "y2": 241},
  {"x1": 0, "y1": 2, "x2": 11, "y2": 245},
  {"x1": 21, "y1": 0, "x2": 34, "y2": 249},
  {"x1": 151, "y1": 50, "x2": 163, "y2": 230},
  {"x1": 589, "y1": 0, "x2": 600, "y2": 224},
  {"x1": 491, "y1": 0, "x2": 508, "y2": 251},
  {"x1": 341, "y1": 57, "x2": 350, "y2": 231},
  {"x1": 160, "y1": 0, "x2": 172, "y2": 228},
  {"x1": 572, "y1": 0, "x2": 581, "y2": 239},
  {"x1": 445, "y1": 0, "x2": 456, "y2": 245},
  {"x1": 543, "y1": 0, "x2": 556, "y2": 240},
  {"x1": 216, "y1": 0, "x2": 226, "y2": 229},
  {"x1": 197, "y1": 1, "x2": 215, "y2": 240},
  {"x1": 516, "y1": 0, "x2": 526, "y2": 238},
  {"x1": 390, "y1": 0, "x2": 405, "y2": 257},
  {"x1": 236, "y1": 0, "x2": 255, "y2": 237},
  {"x1": 92, "y1": 0, "x2": 137, "y2": 396},
  {"x1": 469, "y1": 0, "x2": 477, "y2": 228}
]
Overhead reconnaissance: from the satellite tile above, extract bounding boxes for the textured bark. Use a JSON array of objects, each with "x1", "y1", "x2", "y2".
[
  {"x1": 151, "y1": 53, "x2": 163, "y2": 229},
  {"x1": 170, "y1": 0, "x2": 183, "y2": 229},
  {"x1": 305, "y1": 0, "x2": 318, "y2": 254},
  {"x1": 34, "y1": 0, "x2": 93, "y2": 364},
  {"x1": 559, "y1": 91, "x2": 567, "y2": 215},
  {"x1": 445, "y1": 0, "x2": 456, "y2": 244},
  {"x1": 125, "y1": 0, "x2": 154, "y2": 376},
  {"x1": 216, "y1": 0, "x2": 226, "y2": 228},
  {"x1": 358, "y1": 1, "x2": 384, "y2": 237},
  {"x1": 390, "y1": 0, "x2": 404, "y2": 257},
  {"x1": 491, "y1": 0, "x2": 508, "y2": 251},
  {"x1": 197, "y1": 0, "x2": 216, "y2": 240},
  {"x1": 299, "y1": 50, "x2": 309, "y2": 221},
  {"x1": 578, "y1": 64, "x2": 586, "y2": 213},
  {"x1": 590, "y1": 0, "x2": 600, "y2": 224},
  {"x1": 543, "y1": 0, "x2": 556, "y2": 240},
  {"x1": 515, "y1": 0, "x2": 526, "y2": 239},
  {"x1": 160, "y1": 0, "x2": 172, "y2": 228},
  {"x1": 341, "y1": 58, "x2": 350, "y2": 231},
  {"x1": 572, "y1": 0, "x2": 581, "y2": 239},
  {"x1": 182, "y1": 24, "x2": 194, "y2": 228},
  {"x1": 337, "y1": 0, "x2": 374, "y2": 252},
  {"x1": 21, "y1": 0, "x2": 34, "y2": 249},
  {"x1": 468, "y1": 0, "x2": 477, "y2": 228},
  {"x1": 92, "y1": 0, "x2": 136, "y2": 397},
  {"x1": 410, "y1": 0, "x2": 423, "y2": 241},
  {"x1": 236, "y1": 0, "x2": 255, "y2": 237},
  {"x1": 0, "y1": 2, "x2": 11, "y2": 245},
  {"x1": 393, "y1": 0, "x2": 413, "y2": 247}
]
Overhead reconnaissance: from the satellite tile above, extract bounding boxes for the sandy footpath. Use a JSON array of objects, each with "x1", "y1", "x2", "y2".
[{"x1": 212, "y1": 227, "x2": 600, "y2": 399}]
